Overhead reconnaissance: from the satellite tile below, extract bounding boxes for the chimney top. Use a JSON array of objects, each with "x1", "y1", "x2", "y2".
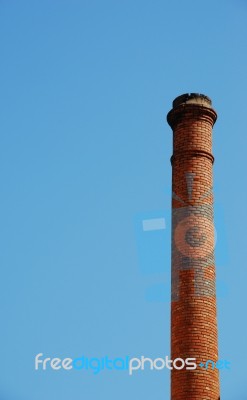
[{"x1": 172, "y1": 93, "x2": 212, "y2": 109}]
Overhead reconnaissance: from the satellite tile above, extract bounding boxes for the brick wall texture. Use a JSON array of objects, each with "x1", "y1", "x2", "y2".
[{"x1": 167, "y1": 94, "x2": 220, "y2": 400}]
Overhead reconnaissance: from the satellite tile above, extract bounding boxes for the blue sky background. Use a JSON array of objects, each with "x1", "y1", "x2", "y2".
[{"x1": 0, "y1": 0, "x2": 247, "y2": 399}]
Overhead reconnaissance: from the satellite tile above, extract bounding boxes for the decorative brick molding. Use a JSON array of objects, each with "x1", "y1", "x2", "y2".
[{"x1": 167, "y1": 93, "x2": 220, "y2": 400}]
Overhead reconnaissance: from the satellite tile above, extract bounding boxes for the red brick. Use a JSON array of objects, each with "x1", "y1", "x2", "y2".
[{"x1": 167, "y1": 93, "x2": 220, "y2": 400}]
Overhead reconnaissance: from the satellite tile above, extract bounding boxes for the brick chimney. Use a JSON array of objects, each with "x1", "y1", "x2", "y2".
[{"x1": 167, "y1": 93, "x2": 220, "y2": 400}]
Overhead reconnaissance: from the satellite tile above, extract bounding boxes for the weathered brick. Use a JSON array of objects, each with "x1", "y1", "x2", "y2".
[{"x1": 167, "y1": 93, "x2": 220, "y2": 400}]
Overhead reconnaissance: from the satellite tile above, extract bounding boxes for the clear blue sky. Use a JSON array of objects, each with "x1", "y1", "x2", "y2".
[{"x1": 0, "y1": 0, "x2": 246, "y2": 399}]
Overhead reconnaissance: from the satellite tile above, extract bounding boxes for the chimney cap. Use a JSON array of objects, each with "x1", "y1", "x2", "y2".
[{"x1": 172, "y1": 93, "x2": 212, "y2": 109}]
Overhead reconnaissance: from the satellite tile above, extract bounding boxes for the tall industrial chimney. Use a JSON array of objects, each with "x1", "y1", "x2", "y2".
[{"x1": 167, "y1": 93, "x2": 220, "y2": 400}]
